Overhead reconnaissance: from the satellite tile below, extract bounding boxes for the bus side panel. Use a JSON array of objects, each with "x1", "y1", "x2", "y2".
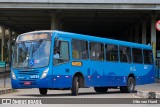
[
  {"x1": 85, "y1": 61, "x2": 104, "y2": 87},
  {"x1": 85, "y1": 61, "x2": 128, "y2": 87},
  {"x1": 136, "y1": 65, "x2": 155, "y2": 85},
  {"x1": 85, "y1": 62, "x2": 155, "y2": 87},
  {"x1": 52, "y1": 60, "x2": 90, "y2": 88},
  {"x1": 52, "y1": 62, "x2": 72, "y2": 88}
]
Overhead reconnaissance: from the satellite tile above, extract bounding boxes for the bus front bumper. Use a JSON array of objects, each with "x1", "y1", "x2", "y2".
[
  {"x1": 11, "y1": 76, "x2": 52, "y2": 89},
  {"x1": 11, "y1": 75, "x2": 72, "y2": 89}
]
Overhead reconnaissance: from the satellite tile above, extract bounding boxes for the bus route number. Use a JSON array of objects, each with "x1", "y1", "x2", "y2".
[{"x1": 30, "y1": 75, "x2": 39, "y2": 79}]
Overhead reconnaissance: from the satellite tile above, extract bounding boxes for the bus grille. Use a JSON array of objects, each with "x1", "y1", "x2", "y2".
[
  {"x1": 18, "y1": 70, "x2": 40, "y2": 81},
  {"x1": 17, "y1": 70, "x2": 39, "y2": 76},
  {"x1": 17, "y1": 70, "x2": 40, "y2": 86}
]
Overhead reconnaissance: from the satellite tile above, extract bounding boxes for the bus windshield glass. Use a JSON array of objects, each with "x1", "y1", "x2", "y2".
[{"x1": 12, "y1": 40, "x2": 51, "y2": 68}]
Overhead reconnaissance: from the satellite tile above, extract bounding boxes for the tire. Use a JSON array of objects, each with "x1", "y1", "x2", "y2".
[
  {"x1": 39, "y1": 88, "x2": 47, "y2": 95},
  {"x1": 94, "y1": 87, "x2": 108, "y2": 93},
  {"x1": 120, "y1": 77, "x2": 135, "y2": 93},
  {"x1": 71, "y1": 76, "x2": 79, "y2": 96}
]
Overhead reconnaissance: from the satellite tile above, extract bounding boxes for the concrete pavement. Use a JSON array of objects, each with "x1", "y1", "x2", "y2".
[
  {"x1": 0, "y1": 74, "x2": 160, "y2": 98},
  {"x1": 0, "y1": 88, "x2": 14, "y2": 95},
  {"x1": 136, "y1": 83, "x2": 160, "y2": 98},
  {"x1": 0, "y1": 73, "x2": 13, "y2": 95}
]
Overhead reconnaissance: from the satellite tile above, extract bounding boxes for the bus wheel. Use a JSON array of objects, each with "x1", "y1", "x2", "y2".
[
  {"x1": 71, "y1": 76, "x2": 79, "y2": 96},
  {"x1": 39, "y1": 88, "x2": 47, "y2": 95},
  {"x1": 94, "y1": 87, "x2": 108, "y2": 93},
  {"x1": 120, "y1": 77, "x2": 135, "y2": 93}
]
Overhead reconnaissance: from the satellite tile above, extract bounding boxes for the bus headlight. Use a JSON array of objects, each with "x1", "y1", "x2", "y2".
[
  {"x1": 11, "y1": 71, "x2": 16, "y2": 80},
  {"x1": 41, "y1": 68, "x2": 49, "y2": 79}
]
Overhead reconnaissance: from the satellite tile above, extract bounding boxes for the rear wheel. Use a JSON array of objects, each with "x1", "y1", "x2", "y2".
[
  {"x1": 120, "y1": 77, "x2": 135, "y2": 93},
  {"x1": 71, "y1": 76, "x2": 79, "y2": 96},
  {"x1": 39, "y1": 88, "x2": 47, "y2": 95},
  {"x1": 94, "y1": 87, "x2": 108, "y2": 93}
]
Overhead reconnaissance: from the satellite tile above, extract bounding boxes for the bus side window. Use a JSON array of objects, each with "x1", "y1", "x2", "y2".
[
  {"x1": 119, "y1": 46, "x2": 131, "y2": 63},
  {"x1": 106, "y1": 44, "x2": 118, "y2": 62},
  {"x1": 143, "y1": 50, "x2": 153, "y2": 64},
  {"x1": 132, "y1": 48, "x2": 143, "y2": 64},
  {"x1": 90, "y1": 42, "x2": 104, "y2": 60},
  {"x1": 54, "y1": 41, "x2": 70, "y2": 65},
  {"x1": 72, "y1": 39, "x2": 88, "y2": 60},
  {"x1": 72, "y1": 50, "x2": 79, "y2": 59}
]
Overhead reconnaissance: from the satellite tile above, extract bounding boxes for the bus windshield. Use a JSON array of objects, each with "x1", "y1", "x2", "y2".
[{"x1": 12, "y1": 40, "x2": 51, "y2": 68}]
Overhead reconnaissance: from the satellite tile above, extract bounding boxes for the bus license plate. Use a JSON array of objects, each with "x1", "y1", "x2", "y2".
[{"x1": 24, "y1": 82, "x2": 31, "y2": 85}]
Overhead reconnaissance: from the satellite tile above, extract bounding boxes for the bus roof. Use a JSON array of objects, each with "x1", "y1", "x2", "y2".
[
  {"x1": 19, "y1": 30, "x2": 54, "y2": 35},
  {"x1": 19, "y1": 30, "x2": 152, "y2": 50},
  {"x1": 54, "y1": 31, "x2": 152, "y2": 50}
]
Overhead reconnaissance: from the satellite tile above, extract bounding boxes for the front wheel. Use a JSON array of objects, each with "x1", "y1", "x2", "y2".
[
  {"x1": 39, "y1": 88, "x2": 47, "y2": 95},
  {"x1": 120, "y1": 77, "x2": 135, "y2": 93},
  {"x1": 71, "y1": 76, "x2": 79, "y2": 96}
]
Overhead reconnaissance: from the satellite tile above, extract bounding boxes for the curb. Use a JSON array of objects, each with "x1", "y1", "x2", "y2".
[
  {"x1": 0, "y1": 88, "x2": 15, "y2": 95},
  {"x1": 137, "y1": 91, "x2": 160, "y2": 98}
]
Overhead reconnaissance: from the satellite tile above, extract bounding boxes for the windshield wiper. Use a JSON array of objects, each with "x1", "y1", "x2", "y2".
[
  {"x1": 21, "y1": 42, "x2": 28, "y2": 53},
  {"x1": 32, "y1": 40, "x2": 43, "y2": 53}
]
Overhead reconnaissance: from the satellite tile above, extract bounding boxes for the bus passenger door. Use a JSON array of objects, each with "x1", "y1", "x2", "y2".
[{"x1": 52, "y1": 38, "x2": 72, "y2": 88}]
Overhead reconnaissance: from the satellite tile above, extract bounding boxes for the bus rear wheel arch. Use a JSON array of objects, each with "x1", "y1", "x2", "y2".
[{"x1": 120, "y1": 75, "x2": 136, "y2": 93}]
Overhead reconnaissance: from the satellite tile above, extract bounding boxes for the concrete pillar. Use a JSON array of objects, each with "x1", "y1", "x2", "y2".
[
  {"x1": 151, "y1": 15, "x2": 156, "y2": 43},
  {"x1": 142, "y1": 21, "x2": 147, "y2": 44},
  {"x1": 8, "y1": 29, "x2": 12, "y2": 64},
  {"x1": 51, "y1": 12, "x2": 60, "y2": 30},
  {"x1": 151, "y1": 14, "x2": 156, "y2": 59},
  {"x1": 1, "y1": 27, "x2": 5, "y2": 61},
  {"x1": 135, "y1": 24, "x2": 140, "y2": 43}
]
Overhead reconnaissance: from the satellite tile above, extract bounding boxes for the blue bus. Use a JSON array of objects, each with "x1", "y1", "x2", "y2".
[{"x1": 11, "y1": 30, "x2": 155, "y2": 96}]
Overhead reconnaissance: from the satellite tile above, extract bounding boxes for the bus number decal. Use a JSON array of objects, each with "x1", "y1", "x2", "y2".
[
  {"x1": 130, "y1": 66, "x2": 136, "y2": 72},
  {"x1": 144, "y1": 65, "x2": 148, "y2": 69},
  {"x1": 30, "y1": 75, "x2": 39, "y2": 79}
]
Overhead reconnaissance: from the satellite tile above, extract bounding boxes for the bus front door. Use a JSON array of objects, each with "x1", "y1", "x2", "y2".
[{"x1": 52, "y1": 38, "x2": 72, "y2": 88}]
